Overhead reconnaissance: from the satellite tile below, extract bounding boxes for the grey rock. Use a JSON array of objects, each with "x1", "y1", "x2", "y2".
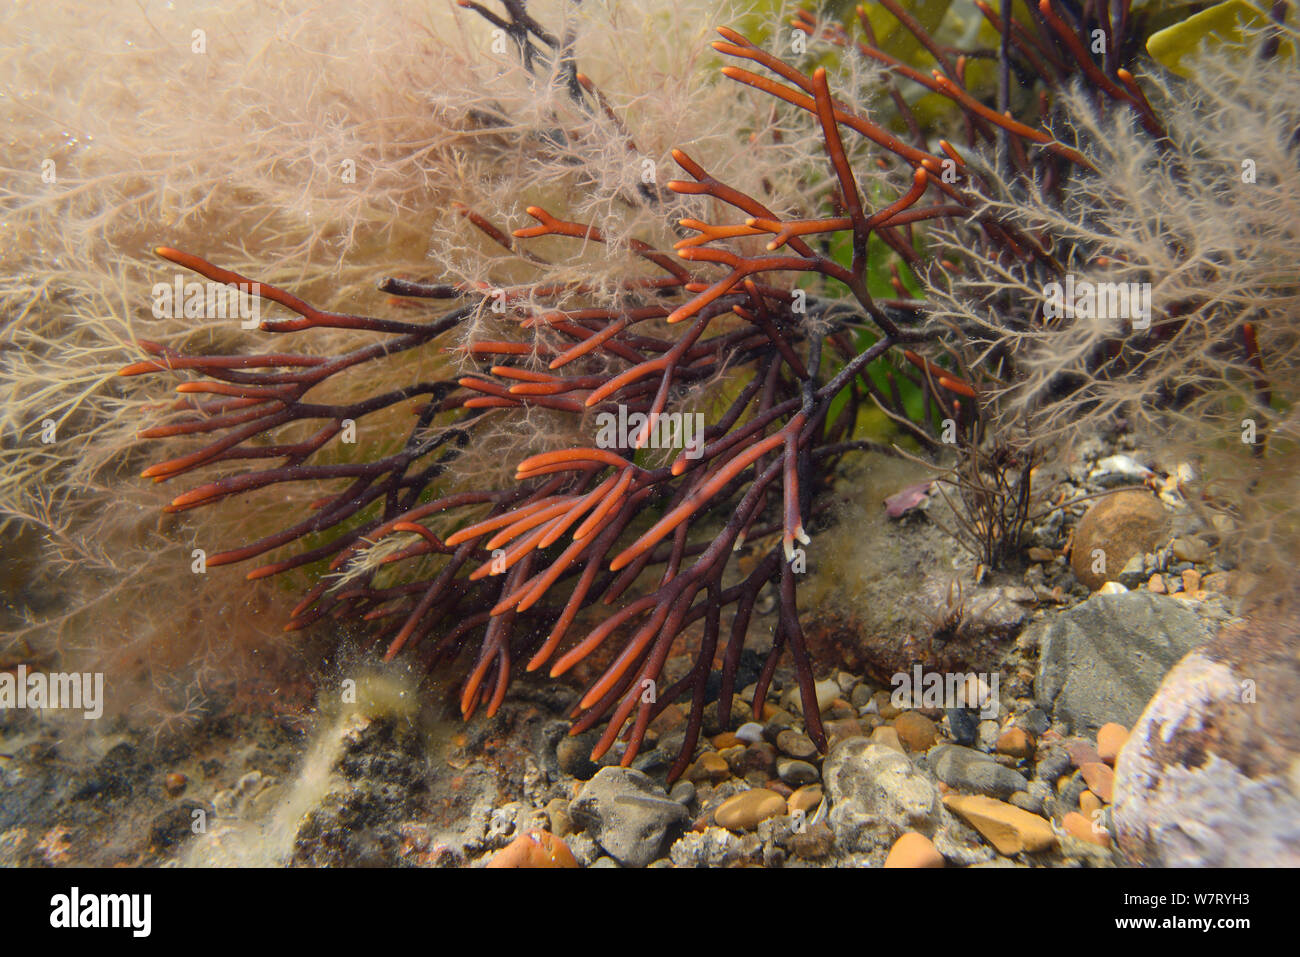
[
  {"x1": 946, "y1": 708, "x2": 979, "y2": 746},
  {"x1": 1114, "y1": 610, "x2": 1300, "y2": 866},
  {"x1": 822, "y1": 740, "x2": 944, "y2": 852},
  {"x1": 668, "y1": 780, "x2": 695, "y2": 806},
  {"x1": 1117, "y1": 554, "x2": 1147, "y2": 588},
  {"x1": 776, "y1": 758, "x2": 819, "y2": 787},
  {"x1": 931, "y1": 744, "x2": 1029, "y2": 799},
  {"x1": 668, "y1": 827, "x2": 757, "y2": 868},
  {"x1": 850, "y1": 684, "x2": 876, "y2": 710},
  {"x1": 1034, "y1": 745, "x2": 1072, "y2": 785},
  {"x1": 775, "y1": 729, "x2": 818, "y2": 759},
  {"x1": 569, "y1": 767, "x2": 684, "y2": 868},
  {"x1": 1170, "y1": 536, "x2": 1211, "y2": 564},
  {"x1": 1033, "y1": 592, "x2": 1213, "y2": 734},
  {"x1": 1017, "y1": 708, "x2": 1051, "y2": 736},
  {"x1": 631, "y1": 749, "x2": 670, "y2": 775},
  {"x1": 1010, "y1": 789, "x2": 1045, "y2": 815}
]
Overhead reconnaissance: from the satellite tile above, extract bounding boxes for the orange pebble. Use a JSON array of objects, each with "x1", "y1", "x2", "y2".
[{"x1": 486, "y1": 830, "x2": 579, "y2": 868}]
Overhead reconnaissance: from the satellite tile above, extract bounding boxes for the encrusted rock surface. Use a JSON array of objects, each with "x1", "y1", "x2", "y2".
[{"x1": 1113, "y1": 603, "x2": 1300, "y2": 866}]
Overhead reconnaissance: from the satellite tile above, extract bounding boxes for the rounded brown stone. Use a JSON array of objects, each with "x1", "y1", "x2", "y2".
[
  {"x1": 787, "y1": 784, "x2": 823, "y2": 816},
  {"x1": 870, "y1": 725, "x2": 904, "y2": 753},
  {"x1": 1070, "y1": 490, "x2": 1170, "y2": 590},
  {"x1": 824, "y1": 717, "x2": 864, "y2": 742},
  {"x1": 1063, "y1": 811, "x2": 1111, "y2": 848},
  {"x1": 712, "y1": 732, "x2": 741, "y2": 750},
  {"x1": 486, "y1": 830, "x2": 579, "y2": 868},
  {"x1": 893, "y1": 711, "x2": 937, "y2": 752},
  {"x1": 727, "y1": 742, "x2": 777, "y2": 778},
  {"x1": 775, "y1": 729, "x2": 818, "y2": 760},
  {"x1": 714, "y1": 788, "x2": 787, "y2": 830},
  {"x1": 884, "y1": 831, "x2": 945, "y2": 868},
  {"x1": 1096, "y1": 722, "x2": 1129, "y2": 765},
  {"x1": 1080, "y1": 761, "x2": 1115, "y2": 803},
  {"x1": 871, "y1": 690, "x2": 901, "y2": 719},
  {"x1": 687, "y1": 751, "x2": 731, "y2": 783},
  {"x1": 996, "y1": 727, "x2": 1034, "y2": 759},
  {"x1": 1079, "y1": 789, "x2": 1103, "y2": 817}
]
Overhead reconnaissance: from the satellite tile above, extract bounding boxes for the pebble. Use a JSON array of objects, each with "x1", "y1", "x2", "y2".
[
  {"x1": 686, "y1": 751, "x2": 731, "y2": 784},
  {"x1": 1017, "y1": 708, "x2": 1051, "y2": 736},
  {"x1": 486, "y1": 830, "x2": 579, "y2": 868},
  {"x1": 546, "y1": 798, "x2": 573, "y2": 837},
  {"x1": 1063, "y1": 811, "x2": 1111, "y2": 848},
  {"x1": 943, "y1": 795, "x2": 1057, "y2": 855},
  {"x1": 1079, "y1": 762, "x2": 1115, "y2": 803},
  {"x1": 762, "y1": 710, "x2": 797, "y2": 736},
  {"x1": 826, "y1": 698, "x2": 856, "y2": 721},
  {"x1": 1070, "y1": 490, "x2": 1170, "y2": 590},
  {"x1": 1027, "y1": 547, "x2": 1055, "y2": 562},
  {"x1": 788, "y1": 785, "x2": 823, "y2": 816},
  {"x1": 1065, "y1": 739, "x2": 1102, "y2": 769},
  {"x1": 1171, "y1": 536, "x2": 1211, "y2": 563},
  {"x1": 946, "y1": 708, "x2": 979, "y2": 746},
  {"x1": 784, "y1": 679, "x2": 840, "y2": 716},
  {"x1": 1147, "y1": 573, "x2": 1165, "y2": 594},
  {"x1": 850, "y1": 684, "x2": 875, "y2": 709},
  {"x1": 871, "y1": 690, "x2": 901, "y2": 719},
  {"x1": 870, "y1": 726, "x2": 905, "y2": 753},
  {"x1": 765, "y1": 780, "x2": 793, "y2": 798},
  {"x1": 893, "y1": 711, "x2": 938, "y2": 752},
  {"x1": 995, "y1": 727, "x2": 1034, "y2": 759},
  {"x1": 977, "y1": 719, "x2": 1001, "y2": 751},
  {"x1": 1010, "y1": 781, "x2": 1050, "y2": 815},
  {"x1": 163, "y1": 772, "x2": 188, "y2": 797},
  {"x1": 788, "y1": 822, "x2": 834, "y2": 859},
  {"x1": 1096, "y1": 723, "x2": 1129, "y2": 765},
  {"x1": 738, "y1": 742, "x2": 780, "y2": 776},
  {"x1": 931, "y1": 745, "x2": 1029, "y2": 799},
  {"x1": 1202, "y1": 571, "x2": 1233, "y2": 594},
  {"x1": 1079, "y1": 790, "x2": 1103, "y2": 817},
  {"x1": 714, "y1": 789, "x2": 787, "y2": 831},
  {"x1": 884, "y1": 832, "x2": 944, "y2": 868},
  {"x1": 776, "y1": 758, "x2": 820, "y2": 788},
  {"x1": 712, "y1": 732, "x2": 741, "y2": 750},
  {"x1": 1090, "y1": 454, "x2": 1152, "y2": 485},
  {"x1": 1055, "y1": 771, "x2": 1089, "y2": 817},
  {"x1": 824, "y1": 718, "x2": 865, "y2": 743},
  {"x1": 669, "y1": 780, "x2": 695, "y2": 806},
  {"x1": 775, "y1": 729, "x2": 818, "y2": 759},
  {"x1": 734, "y1": 722, "x2": 765, "y2": 744},
  {"x1": 1117, "y1": 554, "x2": 1147, "y2": 587}
]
